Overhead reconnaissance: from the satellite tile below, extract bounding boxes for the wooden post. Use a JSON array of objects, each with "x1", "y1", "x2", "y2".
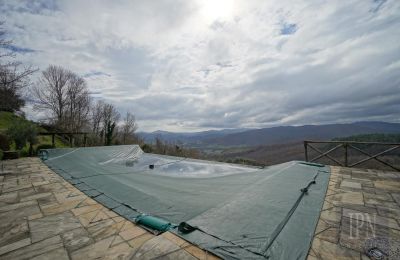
[
  {"x1": 69, "y1": 134, "x2": 73, "y2": 147},
  {"x1": 304, "y1": 141, "x2": 308, "y2": 161},
  {"x1": 51, "y1": 134, "x2": 55, "y2": 148},
  {"x1": 83, "y1": 133, "x2": 87, "y2": 147},
  {"x1": 344, "y1": 143, "x2": 348, "y2": 167}
]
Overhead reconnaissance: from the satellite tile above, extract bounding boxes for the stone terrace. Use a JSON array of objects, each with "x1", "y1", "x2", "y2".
[
  {"x1": 0, "y1": 158, "x2": 219, "y2": 260},
  {"x1": 309, "y1": 166, "x2": 400, "y2": 259},
  {"x1": 1, "y1": 158, "x2": 400, "y2": 259}
]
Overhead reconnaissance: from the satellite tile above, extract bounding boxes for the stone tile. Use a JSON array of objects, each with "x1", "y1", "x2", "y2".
[
  {"x1": 31, "y1": 247, "x2": 69, "y2": 260},
  {"x1": 392, "y1": 193, "x2": 400, "y2": 205},
  {"x1": 20, "y1": 192, "x2": 52, "y2": 202},
  {"x1": 161, "y1": 232, "x2": 190, "y2": 247},
  {"x1": 40, "y1": 200, "x2": 82, "y2": 216},
  {"x1": 18, "y1": 187, "x2": 37, "y2": 198},
  {"x1": 36, "y1": 183, "x2": 66, "y2": 193},
  {"x1": 101, "y1": 241, "x2": 135, "y2": 260},
  {"x1": 311, "y1": 237, "x2": 360, "y2": 259},
  {"x1": 86, "y1": 219, "x2": 122, "y2": 241},
  {"x1": 376, "y1": 206, "x2": 400, "y2": 219},
  {"x1": 110, "y1": 235, "x2": 125, "y2": 247},
  {"x1": 374, "y1": 180, "x2": 400, "y2": 192},
  {"x1": 163, "y1": 249, "x2": 198, "y2": 260},
  {"x1": 32, "y1": 181, "x2": 50, "y2": 187},
  {"x1": 341, "y1": 181, "x2": 362, "y2": 190},
  {"x1": 184, "y1": 245, "x2": 218, "y2": 260},
  {"x1": 71, "y1": 204, "x2": 102, "y2": 216},
  {"x1": 77, "y1": 210, "x2": 99, "y2": 227},
  {"x1": 119, "y1": 225, "x2": 147, "y2": 241},
  {"x1": 0, "y1": 218, "x2": 29, "y2": 247},
  {"x1": 326, "y1": 192, "x2": 364, "y2": 206},
  {"x1": 55, "y1": 190, "x2": 86, "y2": 204},
  {"x1": 316, "y1": 227, "x2": 339, "y2": 244},
  {"x1": 30, "y1": 211, "x2": 82, "y2": 243},
  {"x1": 0, "y1": 192, "x2": 18, "y2": 206},
  {"x1": 61, "y1": 227, "x2": 93, "y2": 252},
  {"x1": 0, "y1": 200, "x2": 37, "y2": 213},
  {"x1": 0, "y1": 235, "x2": 63, "y2": 260},
  {"x1": 131, "y1": 235, "x2": 180, "y2": 260},
  {"x1": 127, "y1": 233, "x2": 155, "y2": 252},
  {"x1": 0, "y1": 238, "x2": 31, "y2": 256},
  {"x1": 2, "y1": 184, "x2": 32, "y2": 193},
  {"x1": 320, "y1": 208, "x2": 342, "y2": 225},
  {"x1": 0, "y1": 205, "x2": 41, "y2": 228},
  {"x1": 70, "y1": 235, "x2": 114, "y2": 260},
  {"x1": 37, "y1": 194, "x2": 58, "y2": 206},
  {"x1": 363, "y1": 192, "x2": 393, "y2": 202},
  {"x1": 28, "y1": 213, "x2": 43, "y2": 220},
  {"x1": 364, "y1": 198, "x2": 399, "y2": 209}
]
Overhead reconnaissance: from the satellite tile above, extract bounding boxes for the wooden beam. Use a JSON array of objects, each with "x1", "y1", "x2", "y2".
[
  {"x1": 349, "y1": 145, "x2": 400, "y2": 171},
  {"x1": 308, "y1": 143, "x2": 344, "y2": 166}
]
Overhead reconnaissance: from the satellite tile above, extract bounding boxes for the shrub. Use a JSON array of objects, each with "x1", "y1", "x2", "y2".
[
  {"x1": 0, "y1": 149, "x2": 3, "y2": 160},
  {"x1": 6, "y1": 120, "x2": 38, "y2": 155},
  {"x1": 141, "y1": 143, "x2": 153, "y2": 153},
  {"x1": 0, "y1": 133, "x2": 10, "y2": 151}
]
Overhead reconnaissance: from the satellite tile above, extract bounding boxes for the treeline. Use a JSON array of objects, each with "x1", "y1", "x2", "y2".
[
  {"x1": 333, "y1": 133, "x2": 400, "y2": 143},
  {"x1": 0, "y1": 20, "x2": 138, "y2": 148},
  {"x1": 32, "y1": 65, "x2": 139, "y2": 146},
  {"x1": 141, "y1": 138, "x2": 202, "y2": 158}
]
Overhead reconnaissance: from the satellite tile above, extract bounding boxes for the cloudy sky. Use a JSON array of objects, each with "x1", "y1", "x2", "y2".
[{"x1": 1, "y1": 0, "x2": 399, "y2": 132}]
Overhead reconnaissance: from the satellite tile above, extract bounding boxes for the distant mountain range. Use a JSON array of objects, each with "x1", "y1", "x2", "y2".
[{"x1": 138, "y1": 121, "x2": 400, "y2": 148}]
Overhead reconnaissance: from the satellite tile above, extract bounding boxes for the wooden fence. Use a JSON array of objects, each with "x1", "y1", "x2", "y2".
[
  {"x1": 304, "y1": 140, "x2": 400, "y2": 171},
  {"x1": 39, "y1": 132, "x2": 88, "y2": 147}
]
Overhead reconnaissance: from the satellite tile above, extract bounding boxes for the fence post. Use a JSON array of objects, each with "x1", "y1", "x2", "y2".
[
  {"x1": 304, "y1": 141, "x2": 308, "y2": 162},
  {"x1": 344, "y1": 143, "x2": 348, "y2": 167},
  {"x1": 51, "y1": 134, "x2": 55, "y2": 148}
]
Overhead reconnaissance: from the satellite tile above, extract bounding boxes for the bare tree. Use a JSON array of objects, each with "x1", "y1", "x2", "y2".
[
  {"x1": 64, "y1": 74, "x2": 91, "y2": 132},
  {"x1": 33, "y1": 65, "x2": 72, "y2": 127},
  {"x1": 33, "y1": 65, "x2": 91, "y2": 132},
  {"x1": 90, "y1": 100, "x2": 104, "y2": 136},
  {"x1": 121, "y1": 112, "x2": 138, "y2": 144},
  {"x1": 88, "y1": 100, "x2": 121, "y2": 145},
  {"x1": 0, "y1": 21, "x2": 37, "y2": 112}
]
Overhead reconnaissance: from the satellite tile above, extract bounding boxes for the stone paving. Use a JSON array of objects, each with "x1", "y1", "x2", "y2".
[
  {"x1": 2, "y1": 158, "x2": 400, "y2": 260},
  {"x1": 308, "y1": 166, "x2": 400, "y2": 259},
  {"x1": 0, "y1": 158, "x2": 219, "y2": 260}
]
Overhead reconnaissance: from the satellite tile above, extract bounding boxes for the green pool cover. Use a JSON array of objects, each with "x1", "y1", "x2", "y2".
[{"x1": 42, "y1": 145, "x2": 330, "y2": 259}]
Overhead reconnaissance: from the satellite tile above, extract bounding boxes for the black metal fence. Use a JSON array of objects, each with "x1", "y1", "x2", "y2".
[{"x1": 304, "y1": 140, "x2": 400, "y2": 171}]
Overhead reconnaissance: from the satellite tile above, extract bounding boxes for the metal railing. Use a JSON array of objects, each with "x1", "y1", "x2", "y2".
[{"x1": 304, "y1": 140, "x2": 400, "y2": 171}]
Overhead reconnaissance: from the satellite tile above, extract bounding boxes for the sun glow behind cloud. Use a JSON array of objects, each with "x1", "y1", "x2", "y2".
[
  {"x1": 199, "y1": 0, "x2": 235, "y2": 23},
  {"x1": 1, "y1": 0, "x2": 400, "y2": 132}
]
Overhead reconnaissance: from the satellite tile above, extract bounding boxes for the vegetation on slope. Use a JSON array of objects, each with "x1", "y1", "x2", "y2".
[{"x1": 0, "y1": 112, "x2": 68, "y2": 158}]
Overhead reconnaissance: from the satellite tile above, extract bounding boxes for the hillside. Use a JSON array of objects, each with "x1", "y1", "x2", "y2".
[
  {"x1": 0, "y1": 112, "x2": 68, "y2": 156},
  {"x1": 138, "y1": 128, "x2": 249, "y2": 144},
  {"x1": 218, "y1": 133, "x2": 400, "y2": 170},
  {"x1": 204, "y1": 122, "x2": 400, "y2": 147},
  {"x1": 138, "y1": 121, "x2": 400, "y2": 148}
]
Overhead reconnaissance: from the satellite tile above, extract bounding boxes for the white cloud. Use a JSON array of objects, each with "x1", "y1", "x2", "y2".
[{"x1": 2, "y1": 0, "x2": 400, "y2": 131}]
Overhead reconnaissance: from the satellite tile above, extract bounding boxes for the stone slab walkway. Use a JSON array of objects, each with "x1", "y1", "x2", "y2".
[
  {"x1": 0, "y1": 158, "x2": 219, "y2": 260},
  {"x1": 2, "y1": 157, "x2": 399, "y2": 259},
  {"x1": 308, "y1": 166, "x2": 400, "y2": 259}
]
